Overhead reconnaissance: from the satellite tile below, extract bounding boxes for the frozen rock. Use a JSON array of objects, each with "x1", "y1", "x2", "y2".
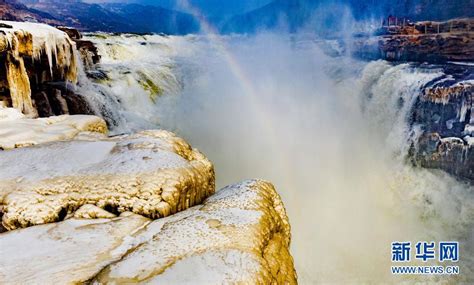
[
  {"x1": 0, "y1": 109, "x2": 107, "y2": 150},
  {"x1": 0, "y1": 20, "x2": 79, "y2": 116},
  {"x1": 94, "y1": 180, "x2": 296, "y2": 284},
  {"x1": 73, "y1": 204, "x2": 116, "y2": 219},
  {"x1": 409, "y1": 68, "x2": 473, "y2": 182},
  {"x1": 0, "y1": 130, "x2": 215, "y2": 230},
  {"x1": 0, "y1": 180, "x2": 296, "y2": 284},
  {"x1": 414, "y1": 132, "x2": 474, "y2": 181},
  {"x1": 0, "y1": 213, "x2": 151, "y2": 284}
]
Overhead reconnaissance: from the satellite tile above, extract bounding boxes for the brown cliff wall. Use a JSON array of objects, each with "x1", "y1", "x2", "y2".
[{"x1": 354, "y1": 18, "x2": 474, "y2": 63}]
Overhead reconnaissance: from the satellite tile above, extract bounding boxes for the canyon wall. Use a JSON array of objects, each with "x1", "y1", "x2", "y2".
[{"x1": 354, "y1": 18, "x2": 474, "y2": 63}]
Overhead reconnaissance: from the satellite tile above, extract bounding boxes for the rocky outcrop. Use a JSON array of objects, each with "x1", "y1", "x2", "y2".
[
  {"x1": 0, "y1": 21, "x2": 105, "y2": 124},
  {"x1": 0, "y1": 180, "x2": 296, "y2": 284},
  {"x1": 354, "y1": 18, "x2": 474, "y2": 63},
  {"x1": 379, "y1": 33, "x2": 474, "y2": 63},
  {"x1": 0, "y1": 20, "x2": 79, "y2": 116},
  {"x1": 57, "y1": 26, "x2": 100, "y2": 69},
  {"x1": 410, "y1": 64, "x2": 474, "y2": 182},
  {"x1": 0, "y1": 129, "x2": 214, "y2": 230},
  {"x1": 413, "y1": 134, "x2": 473, "y2": 181}
]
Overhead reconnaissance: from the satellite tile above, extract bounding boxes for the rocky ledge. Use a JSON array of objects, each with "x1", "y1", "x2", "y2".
[
  {"x1": 0, "y1": 129, "x2": 215, "y2": 230},
  {"x1": 0, "y1": 108, "x2": 297, "y2": 282},
  {"x1": 0, "y1": 180, "x2": 296, "y2": 284},
  {"x1": 354, "y1": 18, "x2": 474, "y2": 63}
]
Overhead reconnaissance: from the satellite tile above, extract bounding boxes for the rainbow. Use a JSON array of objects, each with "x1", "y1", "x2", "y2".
[{"x1": 175, "y1": 0, "x2": 300, "y2": 209}]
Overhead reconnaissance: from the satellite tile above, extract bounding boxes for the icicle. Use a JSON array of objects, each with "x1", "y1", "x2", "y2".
[
  {"x1": 4, "y1": 35, "x2": 36, "y2": 117},
  {"x1": 0, "y1": 20, "x2": 80, "y2": 116}
]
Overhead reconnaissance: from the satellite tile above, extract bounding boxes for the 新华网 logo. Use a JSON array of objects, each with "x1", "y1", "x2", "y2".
[{"x1": 390, "y1": 241, "x2": 459, "y2": 275}]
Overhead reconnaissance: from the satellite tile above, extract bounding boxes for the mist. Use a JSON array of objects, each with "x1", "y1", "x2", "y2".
[
  {"x1": 81, "y1": 25, "x2": 474, "y2": 282},
  {"x1": 148, "y1": 34, "x2": 473, "y2": 282}
]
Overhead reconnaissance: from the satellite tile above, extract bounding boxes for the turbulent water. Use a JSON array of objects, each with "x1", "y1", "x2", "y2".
[{"x1": 80, "y1": 33, "x2": 473, "y2": 283}]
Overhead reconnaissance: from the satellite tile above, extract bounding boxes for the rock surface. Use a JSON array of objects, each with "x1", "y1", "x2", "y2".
[
  {"x1": 0, "y1": 20, "x2": 79, "y2": 116},
  {"x1": 0, "y1": 20, "x2": 106, "y2": 123},
  {"x1": 409, "y1": 64, "x2": 474, "y2": 182},
  {"x1": 0, "y1": 180, "x2": 296, "y2": 284},
  {"x1": 354, "y1": 18, "x2": 474, "y2": 63},
  {"x1": 0, "y1": 129, "x2": 214, "y2": 230},
  {"x1": 0, "y1": 107, "x2": 107, "y2": 149}
]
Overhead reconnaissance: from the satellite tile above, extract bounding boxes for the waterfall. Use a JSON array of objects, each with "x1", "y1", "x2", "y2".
[
  {"x1": 79, "y1": 32, "x2": 474, "y2": 283},
  {"x1": 75, "y1": 33, "x2": 183, "y2": 134}
]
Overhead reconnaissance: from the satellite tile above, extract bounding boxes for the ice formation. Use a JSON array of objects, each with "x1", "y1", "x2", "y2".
[
  {"x1": 0, "y1": 108, "x2": 107, "y2": 149},
  {"x1": 0, "y1": 180, "x2": 296, "y2": 284},
  {"x1": 0, "y1": 130, "x2": 215, "y2": 230},
  {"x1": 0, "y1": 213, "x2": 151, "y2": 284},
  {"x1": 0, "y1": 21, "x2": 78, "y2": 115}
]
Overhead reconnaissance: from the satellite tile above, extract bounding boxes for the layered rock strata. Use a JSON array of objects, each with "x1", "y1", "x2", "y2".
[
  {"x1": 354, "y1": 18, "x2": 474, "y2": 63},
  {"x1": 0, "y1": 180, "x2": 296, "y2": 284}
]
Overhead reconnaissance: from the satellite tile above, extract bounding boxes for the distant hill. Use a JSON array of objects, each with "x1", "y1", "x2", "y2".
[
  {"x1": 13, "y1": 0, "x2": 199, "y2": 34},
  {"x1": 221, "y1": 0, "x2": 358, "y2": 34},
  {"x1": 102, "y1": 3, "x2": 199, "y2": 34},
  {"x1": 0, "y1": 0, "x2": 60, "y2": 24},
  {"x1": 3, "y1": 0, "x2": 473, "y2": 35},
  {"x1": 223, "y1": 0, "x2": 474, "y2": 34}
]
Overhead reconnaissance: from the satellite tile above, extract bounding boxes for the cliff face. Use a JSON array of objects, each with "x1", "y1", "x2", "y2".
[
  {"x1": 351, "y1": 18, "x2": 474, "y2": 182},
  {"x1": 410, "y1": 65, "x2": 473, "y2": 181},
  {"x1": 0, "y1": 21, "x2": 78, "y2": 116},
  {"x1": 0, "y1": 21, "x2": 103, "y2": 122},
  {"x1": 354, "y1": 19, "x2": 474, "y2": 63}
]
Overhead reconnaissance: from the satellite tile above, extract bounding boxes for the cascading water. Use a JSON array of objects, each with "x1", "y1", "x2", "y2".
[
  {"x1": 75, "y1": 34, "x2": 183, "y2": 133},
  {"x1": 79, "y1": 32, "x2": 473, "y2": 283}
]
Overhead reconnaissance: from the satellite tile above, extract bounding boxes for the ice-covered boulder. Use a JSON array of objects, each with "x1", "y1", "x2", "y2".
[
  {"x1": 0, "y1": 129, "x2": 215, "y2": 230},
  {"x1": 0, "y1": 180, "x2": 296, "y2": 284},
  {"x1": 0, "y1": 212, "x2": 151, "y2": 284},
  {"x1": 0, "y1": 108, "x2": 107, "y2": 150}
]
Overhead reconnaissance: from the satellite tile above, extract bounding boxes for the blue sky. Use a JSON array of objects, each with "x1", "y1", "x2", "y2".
[{"x1": 84, "y1": 0, "x2": 272, "y2": 16}]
